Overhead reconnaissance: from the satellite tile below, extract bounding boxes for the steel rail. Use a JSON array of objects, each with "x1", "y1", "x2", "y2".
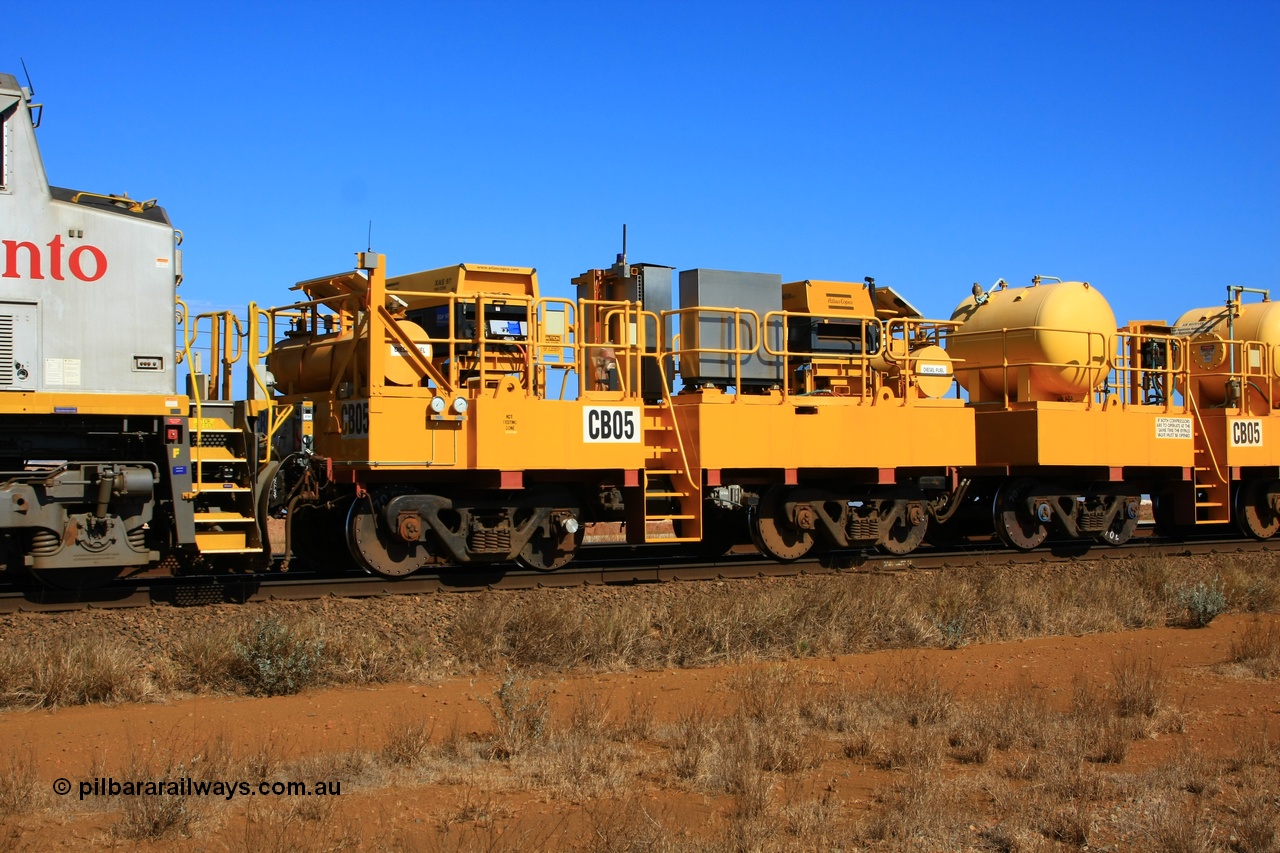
[{"x1": 0, "y1": 536, "x2": 1267, "y2": 614}]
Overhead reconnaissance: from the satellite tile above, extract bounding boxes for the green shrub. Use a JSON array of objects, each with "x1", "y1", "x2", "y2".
[
  {"x1": 232, "y1": 615, "x2": 324, "y2": 696},
  {"x1": 1177, "y1": 577, "x2": 1228, "y2": 628}
]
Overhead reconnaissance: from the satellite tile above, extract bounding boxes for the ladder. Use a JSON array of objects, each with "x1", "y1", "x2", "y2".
[
  {"x1": 189, "y1": 407, "x2": 266, "y2": 555},
  {"x1": 640, "y1": 403, "x2": 702, "y2": 542},
  {"x1": 1189, "y1": 397, "x2": 1231, "y2": 524}
]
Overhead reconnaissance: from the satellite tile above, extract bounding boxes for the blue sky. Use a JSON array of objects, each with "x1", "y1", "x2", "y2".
[{"x1": 8, "y1": 1, "x2": 1278, "y2": 327}]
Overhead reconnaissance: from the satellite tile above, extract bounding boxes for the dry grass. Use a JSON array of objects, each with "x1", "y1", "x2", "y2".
[
  {"x1": 0, "y1": 634, "x2": 152, "y2": 708},
  {"x1": 3, "y1": 554, "x2": 1278, "y2": 850},
  {"x1": 1112, "y1": 652, "x2": 1166, "y2": 720},
  {"x1": 1146, "y1": 800, "x2": 1217, "y2": 853},
  {"x1": 477, "y1": 670, "x2": 551, "y2": 759},
  {"x1": 1160, "y1": 742, "x2": 1221, "y2": 797},
  {"x1": 380, "y1": 716, "x2": 434, "y2": 767},
  {"x1": 111, "y1": 749, "x2": 206, "y2": 840},
  {"x1": 1229, "y1": 775, "x2": 1280, "y2": 853},
  {"x1": 0, "y1": 748, "x2": 39, "y2": 816},
  {"x1": 239, "y1": 798, "x2": 362, "y2": 853},
  {"x1": 0, "y1": 554, "x2": 1275, "y2": 712},
  {"x1": 1229, "y1": 618, "x2": 1280, "y2": 679}
]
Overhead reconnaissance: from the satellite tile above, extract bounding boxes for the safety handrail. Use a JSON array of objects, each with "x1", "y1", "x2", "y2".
[
  {"x1": 1186, "y1": 391, "x2": 1226, "y2": 483},
  {"x1": 947, "y1": 325, "x2": 1111, "y2": 409},
  {"x1": 660, "y1": 306, "x2": 761, "y2": 398},
  {"x1": 764, "y1": 310, "x2": 885, "y2": 402},
  {"x1": 258, "y1": 287, "x2": 651, "y2": 403}
]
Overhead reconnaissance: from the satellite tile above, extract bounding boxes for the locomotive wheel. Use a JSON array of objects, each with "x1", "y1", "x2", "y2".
[
  {"x1": 992, "y1": 478, "x2": 1048, "y2": 551},
  {"x1": 1234, "y1": 479, "x2": 1280, "y2": 540},
  {"x1": 748, "y1": 487, "x2": 814, "y2": 562},
  {"x1": 346, "y1": 497, "x2": 433, "y2": 578},
  {"x1": 878, "y1": 499, "x2": 929, "y2": 555},
  {"x1": 515, "y1": 516, "x2": 585, "y2": 572}
]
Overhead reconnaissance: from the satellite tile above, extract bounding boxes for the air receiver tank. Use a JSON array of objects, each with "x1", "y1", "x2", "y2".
[
  {"x1": 267, "y1": 317, "x2": 433, "y2": 395},
  {"x1": 948, "y1": 279, "x2": 1117, "y2": 404},
  {"x1": 1174, "y1": 298, "x2": 1280, "y2": 406}
]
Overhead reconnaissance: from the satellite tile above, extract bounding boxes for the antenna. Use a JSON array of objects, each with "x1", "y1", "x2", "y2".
[
  {"x1": 367, "y1": 221, "x2": 373, "y2": 253},
  {"x1": 20, "y1": 58, "x2": 34, "y2": 96},
  {"x1": 19, "y1": 58, "x2": 42, "y2": 128},
  {"x1": 616, "y1": 223, "x2": 627, "y2": 266}
]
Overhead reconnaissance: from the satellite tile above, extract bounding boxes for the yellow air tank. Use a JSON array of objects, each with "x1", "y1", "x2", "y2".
[
  {"x1": 949, "y1": 280, "x2": 1116, "y2": 403},
  {"x1": 1174, "y1": 300, "x2": 1280, "y2": 405},
  {"x1": 267, "y1": 318, "x2": 433, "y2": 395}
]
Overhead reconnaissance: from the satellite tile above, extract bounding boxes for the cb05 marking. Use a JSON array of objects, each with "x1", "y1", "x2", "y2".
[
  {"x1": 341, "y1": 400, "x2": 370, "y2": 439},
  {"x1": 1230, "y1": 419, "x2": 1263, "y2": 448},
  {"x1": 583, "y1": 406, "x2": 640, "y2": 443}
]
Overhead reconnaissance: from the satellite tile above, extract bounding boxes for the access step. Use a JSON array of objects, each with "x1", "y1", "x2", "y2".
[
  {"x1": 194, "y1": 512, "x2": 256, "y2": 524},
  {"x1": 189, "y1": 483, "x2": 252, "y2": 493},
  {"x1": 191, "y1": 447, "x2": 247, "y2": 463},
  {"x1": 195, "y1": 530, "x2": 253, "y2": 551}
]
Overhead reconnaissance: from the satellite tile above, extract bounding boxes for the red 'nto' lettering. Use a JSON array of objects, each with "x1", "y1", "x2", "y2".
[{"x1": 3, "y1": 238, "x2": 109, "y2": 282}]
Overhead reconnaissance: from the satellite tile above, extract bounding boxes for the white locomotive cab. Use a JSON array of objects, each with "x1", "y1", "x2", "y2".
[{"x1": 0, "y1": 72, "x2": 179, "y2": 398}]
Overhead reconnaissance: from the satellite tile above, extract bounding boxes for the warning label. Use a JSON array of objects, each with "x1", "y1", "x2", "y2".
[{"x1": 1155, "y1": 417, "x2": 1192, "y2": 440}]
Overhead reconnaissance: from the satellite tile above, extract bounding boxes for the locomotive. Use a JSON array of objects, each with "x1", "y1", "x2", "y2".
[
  {"x1": 3, "y1": 70, "x2": 1279, "y2": 589},
  {"x1": 0, "y1": 72, "x2": 267, "y2": 589}
]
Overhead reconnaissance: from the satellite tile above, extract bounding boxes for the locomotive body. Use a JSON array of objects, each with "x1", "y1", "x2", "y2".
[{"x1": 0, "y1": 73, "x2": 202, "y2": 583}]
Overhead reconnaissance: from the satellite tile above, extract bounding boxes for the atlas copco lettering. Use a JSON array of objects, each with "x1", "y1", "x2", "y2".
[{"x1": 3, "y1": 236, "x2": 108, "y2": 281}]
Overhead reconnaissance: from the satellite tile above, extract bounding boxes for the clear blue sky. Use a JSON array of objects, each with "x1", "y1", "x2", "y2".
[{"x1": 8, "y1": 1, "x2": 1278, "y2": 326}]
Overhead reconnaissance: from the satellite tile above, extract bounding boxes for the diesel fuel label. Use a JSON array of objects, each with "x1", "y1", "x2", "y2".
[
  {"x1": 1229, "y1": 419, "x2": 1263, "y2": 448},
  {"x1": 1155, "y1": 417, "x2": 1193, "y2": 439}
]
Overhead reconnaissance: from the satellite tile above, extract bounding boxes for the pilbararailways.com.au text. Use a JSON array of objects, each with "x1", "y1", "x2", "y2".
[{"x1": 60, "y1": 777, "x2": 342, "y2": 801}]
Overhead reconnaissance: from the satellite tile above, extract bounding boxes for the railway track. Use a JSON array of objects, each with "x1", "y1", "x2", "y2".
[{"x1": 0, "y1": 535, "x2": 1268, "y2": 614}]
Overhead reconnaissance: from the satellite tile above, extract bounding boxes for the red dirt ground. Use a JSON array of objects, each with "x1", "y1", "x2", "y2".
[{"x1": 1, "y1": 612, "x2": 1277, "y2": 851}]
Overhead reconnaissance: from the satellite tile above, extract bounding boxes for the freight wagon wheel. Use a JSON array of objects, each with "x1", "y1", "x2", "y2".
[
  {"x1": 1234, "y1": 479, "x2": 1280, "y2": 540},
  {"x1": 515, "y1": 516, "x2": 586, "y2": 572},
  {"x1": 877, "y1": 498, "x2": 929, "y2": 556},
  {"x1": 1097, "y1": 498, "x2": 1139, "y2": 546},
  {"x1": 346, "y1": 497, "x2": 433, "y2": 578},
  {"x1": 748, "y1": 488, "x2": 814, "y2": 562},
  {"x1": 992, "y1": 478, "x2": 1048, "y2": 551}
]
